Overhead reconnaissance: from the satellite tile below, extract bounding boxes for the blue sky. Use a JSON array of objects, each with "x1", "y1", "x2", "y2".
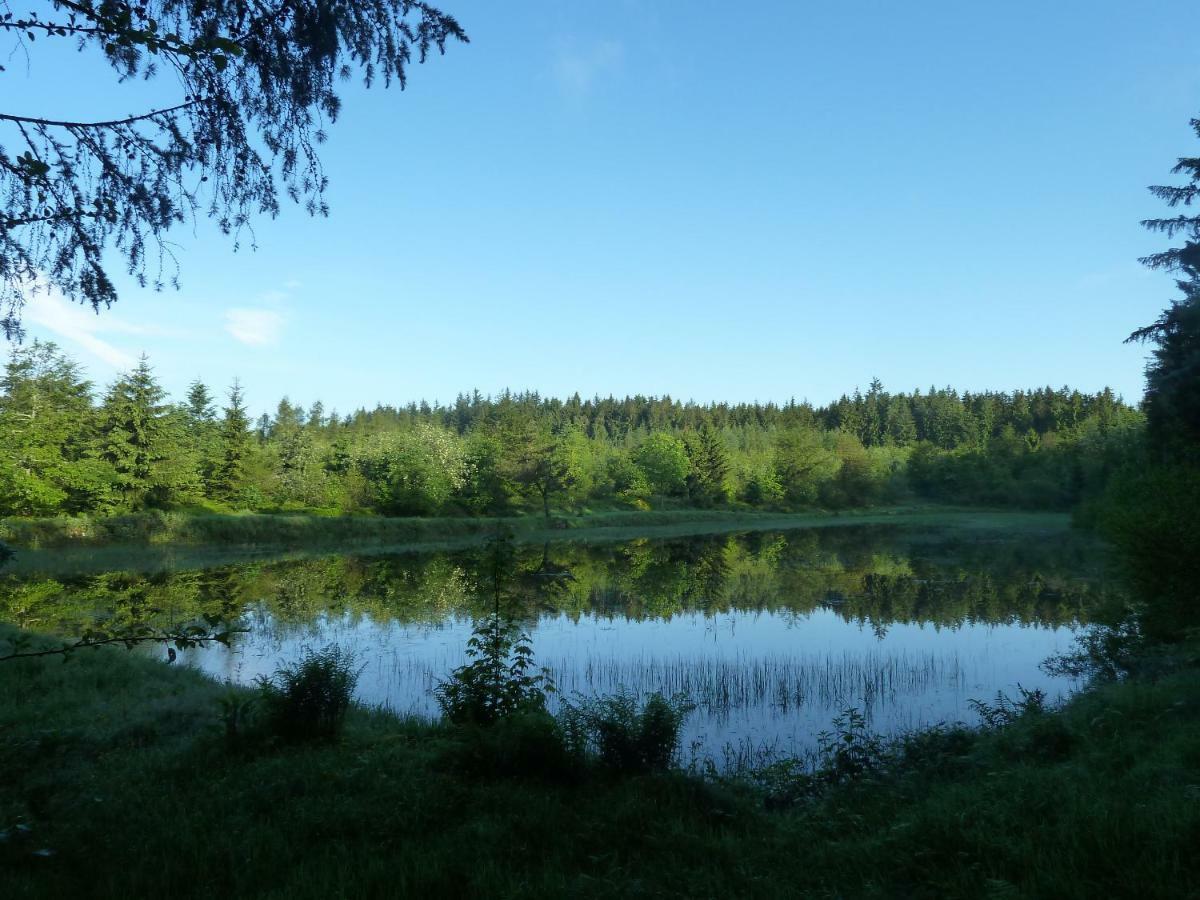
[{"x1": 8, "y1": 0, "x2": 1200, "y2": 415}]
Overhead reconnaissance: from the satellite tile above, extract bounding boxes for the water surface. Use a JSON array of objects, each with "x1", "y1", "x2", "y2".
[{"x1": 0, "y1": 523, "x2": 1114, "y2": 763}]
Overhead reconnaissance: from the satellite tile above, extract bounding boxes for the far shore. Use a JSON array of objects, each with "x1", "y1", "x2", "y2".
[{"x1": 0, "y1": 506, "x2": 1073, "y2": 576}]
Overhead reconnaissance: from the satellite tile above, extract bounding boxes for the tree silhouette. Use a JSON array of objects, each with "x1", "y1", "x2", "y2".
[
  {"x1": 0, "y1": 0, "x2": 467, "y2": 338},
  {"x1": 1130, "y1": 116, "x2": 1200, "y2": 462}
]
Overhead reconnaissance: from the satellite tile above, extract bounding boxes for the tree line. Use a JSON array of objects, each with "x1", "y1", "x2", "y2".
[{"x1": 0, "y1": 342, "x2": 1142, "y2": 519}]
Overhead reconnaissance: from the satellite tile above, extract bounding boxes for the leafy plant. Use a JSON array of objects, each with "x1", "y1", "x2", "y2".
[
  {"x1": 256, "y1": 644, "x2": 362, "y2": 741},
  {"x1": 216, "y1": 688, "x2": 257, "y2": 748},
  {"x1": 814, "y1": 707, "x2": 889, "y2": 785},
  {"x1": 435, "y1": 614, "x2": 553, "y2": 726},
  {"x1": 435, "y1": 531, "x2": 554, "y2": 726},
  {"x1": 559, "y1": 690, "x2": 693, "y2": 774},
  {"x1": 968, "y1": 685, "x2": 1048, "y2": 729}
]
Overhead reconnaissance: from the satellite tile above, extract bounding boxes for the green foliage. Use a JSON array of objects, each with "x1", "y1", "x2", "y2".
[
  {"x1": 813, "y1": 706, "x2": 889, "y2": 785},
  {"x1": 1095, "y1": 463, "x2": 1200, "y2": 641},
  {"x1": 217, "y1": 687, "x2": 257, "y2": 747},
  {"x1": 634, "y1": 432, "x2": 690, "y2": 495},
  {"x1": 355, "y1": 424, "x2": 471, "y2": 515},
  {"x1": 256, "y1": 644, "x2": 362, "y2": 741},
  {"x1": 435, "y1": 614, "x2": 552, "y2": 726},
  {"x1": 0, "y1": 343, "x2": 1142, "y2": 519},
  {"x1": 774, "y1": 427, "x2": 840, "y2": 504},
  {"x1": 0, "y1": 341, "x2": 114, "y2": 515},
  {"x1": 212, "y1": 381, "x2": 251, "y2": 505},
  {"x1": 0, "y1": 612, "x2": 241, "y2": 663},
  {"x1": 967, "y1": 685, "x2": 1048, "y2": 730},
  {"x1": 2, "y1": 621, "x2": 1198, "y2": 898},
  {"x1": 98, "y1": 356, "x2": 197, "y2": 509},
  {"x1": 559, "y1": 690, "x2": 693, "y2": 774},
  {"x1": 1097, "y1": 115, "x2": 1200, "y2": 642},
  {"x1": 685, "y1": 425, "x2": 730, "y2": 507},
  {"x1": 436, "y1": 708, "x2": 576, "y2": 781}
]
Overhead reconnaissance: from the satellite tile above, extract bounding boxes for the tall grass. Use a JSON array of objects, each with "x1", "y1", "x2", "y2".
[{"x1": 546, "y1": 649, "x2": 964, "y2": 713}]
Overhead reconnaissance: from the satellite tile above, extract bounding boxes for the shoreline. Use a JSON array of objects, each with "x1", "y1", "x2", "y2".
[{"x1": 0, "y1": 506, "x2": 1072, "y2": 576}]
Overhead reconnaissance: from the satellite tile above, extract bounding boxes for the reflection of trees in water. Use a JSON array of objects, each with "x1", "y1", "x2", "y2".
[{"x1": 0, "y1": 526, "x2": 1118, "y2": 639}]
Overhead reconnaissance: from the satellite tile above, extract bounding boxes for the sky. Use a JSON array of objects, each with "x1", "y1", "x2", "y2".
[{"x1": 7, "y1": 0, "x2": 1200, "y2": 416}]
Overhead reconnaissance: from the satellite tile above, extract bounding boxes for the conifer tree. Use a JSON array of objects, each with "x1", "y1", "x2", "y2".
[
  {"x1": 0, "y1": 340, "x2": 111, "y2": 514},
  {"x1": 686, "y1": 425, "x2": 730, "y2": 507},
  {"x1": 184, "y1": 379, "x2": 221, "y2": 496},
  {"x1": 1130, "y1": 123, "x2": 1200, "y2": 462},
  {"x1": 213, "y1": 381, "x2": 251, "y2": 505},
  {"x1": 98, "y1": 355, "x2": 185, "y2": 509}
]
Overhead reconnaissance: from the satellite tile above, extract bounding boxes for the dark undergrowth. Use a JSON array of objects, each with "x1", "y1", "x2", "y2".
[{"x1": 1, "y1": 623, "x2": 1198, "y2": 898}]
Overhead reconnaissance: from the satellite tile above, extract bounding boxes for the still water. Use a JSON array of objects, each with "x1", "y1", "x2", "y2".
[{"x1": 1, "y1": 523, "x2": 1114, "y2": 763}]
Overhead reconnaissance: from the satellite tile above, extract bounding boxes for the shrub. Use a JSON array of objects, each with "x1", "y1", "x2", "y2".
[
  {"x1": 438, "y1": 709, "x2": 576, "y2": 781},
  {"x1": 256, "y1": 644, "x2": 362, "y2": 741},
  {"x1": 435, "y1": 615, "x2": 553, "y2": 726},
  {"x1": 1095, "y1": 463, "x2": 1200, "y2": 641},
  {"x1": 216, "y1": 687, "x2": 257, "y2": 748},
  {"x1": 560, "y1": 690, "x2": 693, "y2": 774},
  {"x1": 814, "y1": 707, "x2": 889, "y2": 785},
  {"x1": 968, "y1": 685, "x2": 1048, "y2": 729}
]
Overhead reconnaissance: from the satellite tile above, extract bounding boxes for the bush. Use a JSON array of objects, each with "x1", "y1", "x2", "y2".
[
  {"x1": 435, "y1": 617, "x2": 552, "y2": 727},
  {"x1": 256, "y1": 644, "x2": 362, "y2": 741},
  {"x1": 814, "y1": 707, "x2": 889, "y2": 785},
  {"x1": 560, "y1": 691, "x2": 692, "y2": 774},
  {"x1": 967, "y1": 685, "x2": 1048, "y2": 729},
  {"x1": 437, "y1": 709, "x2": 576, "y2": 781},
  {"x1": 1095, "y1": 463, "x2": 1200, "y2": 641}
]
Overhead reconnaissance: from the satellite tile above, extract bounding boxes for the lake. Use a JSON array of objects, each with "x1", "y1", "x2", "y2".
[{"x1": 0, "y1": 521, "x2": 1116, "y2": 765}]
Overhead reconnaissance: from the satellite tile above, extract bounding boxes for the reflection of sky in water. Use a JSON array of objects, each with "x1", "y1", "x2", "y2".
[{"x1": 183, "y1": 605, "x2": 1080, "y2": 765}]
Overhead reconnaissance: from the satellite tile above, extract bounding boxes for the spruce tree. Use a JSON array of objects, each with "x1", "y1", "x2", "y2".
[
  {"x1": 1130, "y1": 124, "x2": 1200, "y2": 463},
  {"x1": 214, "y1": 381, "x2": 251, "y2": 505},
  {"x1": 185, "y1": 380, "x2": 217, "y2": 423},
  {"x1": 183, "y1": 380, "x2": 222, "y2": 499},
  {"x1": 0, "y1": 340, "x2": 111, "y2": 515},
  {"x1": 687, "y1": 425, "x2": 730, "y2": 507},
  {"x1": 99, "y1": 355, "x2": 178, "y2": 509}
]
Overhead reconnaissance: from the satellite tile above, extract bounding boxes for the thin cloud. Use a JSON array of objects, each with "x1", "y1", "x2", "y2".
[
  {"x1": 225, "y1": 307, "x2": 285, "y2": 346},
  {"x1": 24, "y1": 289, "x2": 139, "y2": 370},
  {"x1": 258, "y1": 288, "x2": 290, "y2": 305},
  {"x1": 553, "y1": 39, "x2": 623, "y2": 98}
]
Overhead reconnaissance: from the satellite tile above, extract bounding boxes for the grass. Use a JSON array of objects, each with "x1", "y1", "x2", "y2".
[
  {"x1": 2, "y1": 622, "x2": 1197, "y2": 898},
  {"x1": 0, "y1": 505, "x2": 1071, "y2": 576},
  {"x1": 549, "y1": 649, "x2": 966, "y2": 714}
]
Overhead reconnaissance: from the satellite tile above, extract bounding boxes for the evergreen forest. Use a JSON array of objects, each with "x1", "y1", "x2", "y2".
[{"x1": 0, "y1": 341, "x2": 1144, "y2": 520}]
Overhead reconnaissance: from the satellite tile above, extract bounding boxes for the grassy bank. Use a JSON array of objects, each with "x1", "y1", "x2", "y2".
[
  {"x1": 1, "y1": 624, "x2": 1196, "y2": 898},
  {"x1": 0, "y1": 507, "x2": 1071, "y2": 573}
]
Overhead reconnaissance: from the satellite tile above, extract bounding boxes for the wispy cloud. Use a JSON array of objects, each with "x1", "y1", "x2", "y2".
[
  {"x1": 223, "y1": 282, "x2": 294, "y2": 346},
  {"x1": 224, "y1": 308, "x2": 285, "y2": 346},
  {"x1": 24, "y1": 289, "x2": 147, "y2": 371},
  {"x1": 553, "y1": 39, "x2": 623, "y2": 98},
  {"x1": 258, "y1": 288, "x2": 290, "y2": 305}
]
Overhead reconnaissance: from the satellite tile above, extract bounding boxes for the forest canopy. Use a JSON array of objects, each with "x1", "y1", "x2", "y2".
[{"x1": 0, "y1": 343, "x2": 1143, "y2": 519}]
